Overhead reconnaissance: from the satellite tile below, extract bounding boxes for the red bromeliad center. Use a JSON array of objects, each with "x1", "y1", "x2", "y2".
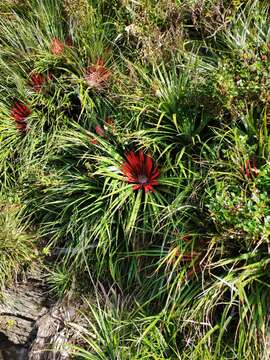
[
  {"x1": 121, "y1": 150, "x2": 160, "y2": 192},
  {"x1": 137, "y1": 175, "x2": 148, "y2": 184},
  {"x1": 11, "y1": 102, "x2": 31, "y2": 133},
  {"x1": 85, "y1": 59, "x2": 111, "y2": 89},
  {"x1": 50, "y1": 37, "x2": 65, "y2": 55},
  {"x1": 29, "y1": 73, "x2": 46, "y2": 92},
  {"x1": 95, "y1": 126, "x2": 105, "y2": 137}
]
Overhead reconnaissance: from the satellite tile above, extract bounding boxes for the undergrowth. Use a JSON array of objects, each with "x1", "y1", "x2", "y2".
[{"x1": 0, "y1": 0, "x2": 269, "y2": 359}]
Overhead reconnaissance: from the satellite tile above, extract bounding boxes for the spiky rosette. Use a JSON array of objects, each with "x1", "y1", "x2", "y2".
[
  {"x1": 10, "y1": 102, "x2": 31, "y2": 133},
  {"x1": 50, "y1": 37, "x2": 65, "y2": 55},
  {"x1": 85, "y1": 59, "x2": 111, "y2": 90},
  {"x1": 121, "y1": 150, "x2": 160, "y2": 192},
  {"x1": 29, "y1": 73, "x2": 46, "y2": 92}
]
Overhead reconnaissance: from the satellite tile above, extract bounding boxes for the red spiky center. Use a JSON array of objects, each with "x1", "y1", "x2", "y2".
[{"x1": 121, "y1": 150, "x2": 160, "y2": 192}]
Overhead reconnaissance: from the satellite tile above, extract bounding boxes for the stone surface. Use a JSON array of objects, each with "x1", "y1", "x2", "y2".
[
  {"x1": 0, "y1": 282, "x2": 48, "y2": 345},
  {"x1": 0, "y1": 267, "x2": 83, "y2": 359},
  {"x1": 29, "y1": 301, "x2": 79, "y2": 360}
]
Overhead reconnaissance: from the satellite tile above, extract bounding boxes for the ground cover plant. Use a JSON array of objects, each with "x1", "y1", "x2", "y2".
[{"x1": 0, "y1": 0, "x2": 270, "y2": 358}]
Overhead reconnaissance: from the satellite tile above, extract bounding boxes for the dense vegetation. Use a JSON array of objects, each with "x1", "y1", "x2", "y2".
[{"x1": 0, "y1": 0, "x2": 270, "y2": 358}]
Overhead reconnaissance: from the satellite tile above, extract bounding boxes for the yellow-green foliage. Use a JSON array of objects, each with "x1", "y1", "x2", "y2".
[
  {"x1": 63, "y1": 0, "x2": 91, "y2": 23},
  {"x1": 0, "y1": 203, "x2": 37, "y2": 289}
]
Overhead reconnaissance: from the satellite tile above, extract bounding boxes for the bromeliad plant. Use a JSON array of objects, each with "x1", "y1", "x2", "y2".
[
  {"x1": 11, "y1": 101, "x2": 31, "y2": 133},
  {"x1": 121, "y1": 150, "x2": 160, "y2": 192},
  {"x1": 23, "y1": 122, "x2": 193, "y2": 287},
  {"x1": 0, "y1": 3, "x2": 115, "y2": 189},
  {"x1": 0, "y1": 1, "x2": 270, "y2": 359}
]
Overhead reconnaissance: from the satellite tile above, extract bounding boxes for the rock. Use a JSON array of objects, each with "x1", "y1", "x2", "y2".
[
  {"x1": 0, "y1": 267, "x2": 84, "y2": 359},
  {"x1": 29, "y1": 301, "x2": 78, "y2": 360},
  {"x1": 0, "y1": 333, "x2": 28, "y2": 360},
  {"x1": 0, "y1": 282, "x2": 48, "y2": 345}
]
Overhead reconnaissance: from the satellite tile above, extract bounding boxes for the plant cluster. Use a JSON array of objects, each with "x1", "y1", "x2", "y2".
[{"x1": 0, "y1": 0, "x2": 270, "y2": 359}]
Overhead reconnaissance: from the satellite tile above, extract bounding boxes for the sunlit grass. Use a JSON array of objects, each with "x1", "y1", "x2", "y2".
[{"x1": 0, "y1": 0, "x2": 269, "y2": 358}]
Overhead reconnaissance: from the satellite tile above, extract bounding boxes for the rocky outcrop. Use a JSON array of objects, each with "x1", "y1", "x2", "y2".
[{"x1": 0, "y1": 268, "x2": 83, "y2": 359}]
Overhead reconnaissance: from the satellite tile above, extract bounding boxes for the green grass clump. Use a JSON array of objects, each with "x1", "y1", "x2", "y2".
[{"x1": 0, "y1": 201, "x2": 37, "y2": 289}]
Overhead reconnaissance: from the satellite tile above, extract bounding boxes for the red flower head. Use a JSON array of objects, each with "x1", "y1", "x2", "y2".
[
  {"x1": 91, "y1": 126, "x2": 106, "y2": 145},
  {"x1": 29, "y1": 73, "x2": 46, "y2": 92},
  {"x1": 11, "y1": 102, "x2": 31, "y2": 133},
  {"x1": 85, "y1": 59, "x2": 111, "y2": 89},
  {"x1": 95, "y1": 125, "x2": 105, "y2": 137},
  {"x1": 50, "y1": 37, "x2": 65, "y2": 55},
  {"x1": 91, "y1": 139, "x2": 98, "y2": 145},
  {"x1": 121, "y1": 150, "x2": 160, "y2": 192}
]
